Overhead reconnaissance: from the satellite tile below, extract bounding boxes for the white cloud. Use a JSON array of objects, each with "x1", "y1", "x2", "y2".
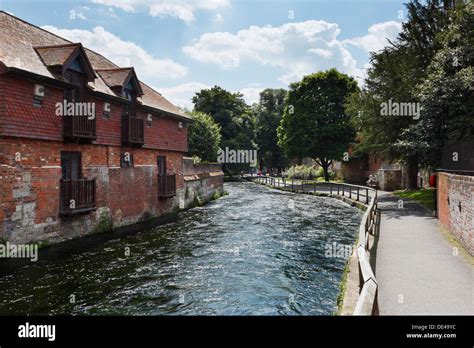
[
  {"x1": 183, "y1": 20, "x2": 367, "y2": 85},
  {"x1": 41, "y1": 25, "x2": 188, "y2": 80},
  {"x1": 308, "y1": 48, "x2": 333, "y2": 58},
  {"x1": 158, "y1": 82, "x2": 211, "y2": 110},
  {"x1": 240, "y1": 87, "x2": 264, "y2": 105},
  {"x1": 342, "y1": 21, "x2": 402, "y2": 53},
  {"x1": 213, "y1": 13, "x2": 224, "y2": 23},
  {"x1": 183, "y1": 20, "x2": 401, "y2": 86},
  {"x1": 91, "y1": 0, "x2": 231, "y2": 23}
]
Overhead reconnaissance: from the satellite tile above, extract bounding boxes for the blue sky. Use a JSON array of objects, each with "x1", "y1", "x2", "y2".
[{"x1": 0, "y1": 0, "x2": 407, "y2": 108}]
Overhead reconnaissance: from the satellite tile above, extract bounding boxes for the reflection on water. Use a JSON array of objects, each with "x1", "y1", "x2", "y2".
[{"x1": 0, "y1": 182, "x2": 361, "y2": 315}]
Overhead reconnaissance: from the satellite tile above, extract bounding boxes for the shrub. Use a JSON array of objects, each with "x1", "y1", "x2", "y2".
[{"x1": 284, "y1": 165, "x2": 320, "y2": 180}]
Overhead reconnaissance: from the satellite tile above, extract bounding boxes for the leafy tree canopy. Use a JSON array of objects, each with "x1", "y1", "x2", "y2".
[
  {"x1": 278, "y1": 68, "x2": 358, "y2": 181},
  {"x1": 254, "y1": 88, "x2": 288, "y2": 171},
  {"x1": 187, "y1": 111, "x2": 222, "y2": 162}
]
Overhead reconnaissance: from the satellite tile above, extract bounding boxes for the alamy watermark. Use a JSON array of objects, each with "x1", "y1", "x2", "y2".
[
  {"x1": 217, "y1": 147, "x2": 257, "y2": 167},
  {"x1": 55, "y1": 99, "x2": 96, "y2": 119},
  {"x1": 18, "y1": 322, "x2": 55, "y2": 341},
  {"x1": 324, "y1": 242, "x2": 353, "y2": 259},
  {"x1": 0, "y1": 242, "x2": 38, "y2": 262},
  {"x1": 380, "y1": 99, "x2": 420, "y2": 120}
]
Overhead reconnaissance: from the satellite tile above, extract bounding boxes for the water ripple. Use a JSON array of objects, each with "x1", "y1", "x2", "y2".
[{"x1": 0, "y1": 182, "x2": 361, "y2": 315}]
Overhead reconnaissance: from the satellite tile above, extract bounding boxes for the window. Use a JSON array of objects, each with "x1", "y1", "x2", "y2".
[
  {"x1": 123, "y1": 92, "x2": 137, "y2": 116},
  {"x1": 64, "y1": 69, "x2": 86, "y2": 102},
  {"x1": 123, "y1": 79, "x2": 138, "y2": 116},
  {"x1": 59, "y1": 151, "x2": 95, "y2": 215},
  {"x1": 157, "y1": 156, "x2": 166, "y2": 176},
  {"x1": 61, "y1": 152, "x2": 82, "y2": 180}
]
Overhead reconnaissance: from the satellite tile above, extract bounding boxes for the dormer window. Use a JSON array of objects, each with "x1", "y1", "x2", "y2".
[
  {"x1": 96, "y1": 67, "x2": 144, "y2": 101},
  {"x1": 64, "y1": 60, "x2": 86, "y2": 102},
  {"x1": 95, "y1": 67, "x2": 145, "y2": 146},
  {"x1": 123, "y1": 81, "x2": 138, "y2": 117},
  {"x1": 34, "y1": 43, "x2": 96, "y2": 102},
  {"x1": 123, "y1": 80, "x2": 136, "y2": 101}
]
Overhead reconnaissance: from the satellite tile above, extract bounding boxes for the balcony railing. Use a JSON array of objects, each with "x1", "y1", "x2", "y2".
[
  {"x1": 158, "y1": 174, "x2": 176, "y2": 198},
  {"x1": 63, "y1": 116, "x2": 96, "y2": 140},
  {"x1": 122, "y1": 114, "x2": 144, "y2": 146},
  {"x1": 60, "y1": 178, "x2": 96, "y2": 215}
]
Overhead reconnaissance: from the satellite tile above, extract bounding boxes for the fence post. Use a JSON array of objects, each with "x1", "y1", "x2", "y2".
[
  {"x1": 342, "y1": 185, "x2": 344, "y2": 196},
  {"x1": 337, "y1": 184, "x2": 340, "y2": 195},
  {"x1": 330, "y1": 182, "x2": 333, "y2": 195},
  {"x1": 349, "y1": 187, "x2": 352, "y2": 199},
  {"x1": 366, "y1": 189, "x2": 369, "y2": 204},
  {"x1": 301, "y1": 180, "x2": 304, "y2": 192},
  {"x1": 357, "y1": 187, "x2": 360, "y2": 201}
]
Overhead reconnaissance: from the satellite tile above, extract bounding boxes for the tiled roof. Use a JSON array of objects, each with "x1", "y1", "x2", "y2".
[
  {"x1": 96, "y1": 67, "x2": 144, "y2": 96},
  {"x1": 0, "y1": 11, "x2": 190, "y2": 120},
  {"x1": 35, "y1": 43, "x2": 78, "y2": 67},
  {"x1": 96, "y1": 68, "x2": 133, "y2": 89}
]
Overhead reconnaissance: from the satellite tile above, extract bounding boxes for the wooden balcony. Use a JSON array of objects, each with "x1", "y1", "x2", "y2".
[
  {"x1": 63, "y1": 116, "x2": 96, "y2": 141},
  {"x1": 60, "y1": 178, "x2": 96, "y2": 215},
  {"x1": 158, "y1": 174, "x2": 176, "y2": 198},
  {"x1": 122, "y1": 114, "x2": 144, "y2": 146}
]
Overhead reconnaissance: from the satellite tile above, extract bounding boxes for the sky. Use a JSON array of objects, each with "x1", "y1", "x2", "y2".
[{"x1": 0, "y1": 0, "x2": 408, "y2": 109}]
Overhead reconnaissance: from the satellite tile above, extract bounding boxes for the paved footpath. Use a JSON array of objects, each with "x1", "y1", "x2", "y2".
[{"x1": 376, "y1": 191, "x2": 473, "y2": 315}]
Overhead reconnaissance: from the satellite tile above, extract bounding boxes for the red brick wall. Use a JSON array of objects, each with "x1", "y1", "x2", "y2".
[
  {"x1": 0, "y1": 136, "x2": 186, "y2": 242},
  {"x1": 143, "y1": 114, "x2": 188, "y2": 152},
  {"x1": 1, "y1": 75, "x2": 63, "y2": 140},
  {"x1": 437, "y1": 172, "x2": 473, "y2": 255},
  {"x1": 94, "y1": 99, "x2": 123, "y2": 146},
  {"x1": 0, "y1": 75, "x2": 188, "y2": 151}
]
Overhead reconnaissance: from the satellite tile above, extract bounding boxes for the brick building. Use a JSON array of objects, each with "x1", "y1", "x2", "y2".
[{"x1": 0, "y1": 12, "x2": 222, "y2": 244}]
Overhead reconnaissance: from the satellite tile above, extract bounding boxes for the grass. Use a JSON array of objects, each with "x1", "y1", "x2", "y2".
[
  {"x1": 393, "y1": 188, "x2": 436, "y2": 211},
  {"x1": 335, "y1": 257, "x2": 351, "y2": 315}
]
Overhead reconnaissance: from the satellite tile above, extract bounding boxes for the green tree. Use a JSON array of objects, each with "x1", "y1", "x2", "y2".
[
  {"x1": 346, "y1": 0, "x2": 465, "y2": 187},
  {"x1": 278, "y1": 69, "x2": 358, "y2": 181},
  {"x1": 192, "y1": 86, "x2": 256, "y2": 175},
  {"x1": 255, "y1": 88, "x2": 288, "y2": 172},
  {"x1": 192, "y1": 86, "x2": 248, "y2": 142},
  {"x1": 187, "y1": 111, "x2": 222, "y2": 162},
  {"x1": 416, "y1": 0, "x2": 474, "y2": 166}
]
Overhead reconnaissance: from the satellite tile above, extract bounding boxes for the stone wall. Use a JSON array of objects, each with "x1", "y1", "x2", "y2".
[
  {"x1": 182, "y1": 158, "x2": 224, "y2": 208},
  {"x1": 437, "y1": 172, "x2": 473, "y2": 255},
  {"x1": 376, "y1": 169, "x2": 402, "y2": 191}
]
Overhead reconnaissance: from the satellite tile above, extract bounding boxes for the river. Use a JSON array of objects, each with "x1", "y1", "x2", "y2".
[{"x1": 0, "y1": 182, "x2": 362, "y2": 315}]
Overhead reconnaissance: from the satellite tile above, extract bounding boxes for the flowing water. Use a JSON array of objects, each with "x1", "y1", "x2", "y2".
[{"x1": 0, "y1": 182, "x2": 362, "y2": 315}]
